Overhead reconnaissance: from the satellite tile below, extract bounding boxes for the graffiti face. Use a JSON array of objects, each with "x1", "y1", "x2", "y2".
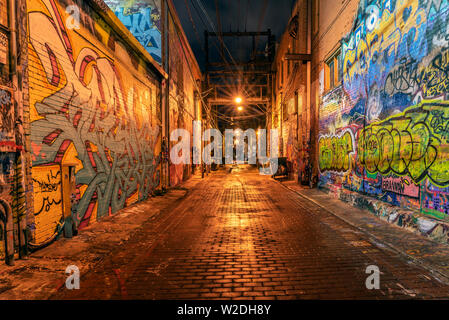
[{"x1": 28, "y1": 0, "x2": 161, "y2": 241}]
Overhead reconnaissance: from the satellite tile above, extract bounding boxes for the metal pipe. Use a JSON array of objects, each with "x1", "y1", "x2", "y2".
[
  {"x1": 1, "y1": 199, "x2": 14, "y2": 265},
  {"x1": 163, "y1": 0, "x2": 171, "y2": 188},
  {"x1": 306, "y1": 0, "x2": 314, "y2": 186},
  {"x1": 9, "y1": 0, "x2": 28, "y2": 262}
]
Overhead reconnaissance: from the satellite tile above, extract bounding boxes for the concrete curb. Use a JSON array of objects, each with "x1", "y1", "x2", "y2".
[
  {"x1": 336, "y1": 188, "x2": 449, "y2": 245},
  {"x1": 275, "y1": 179, "x2": 449, "y2": 285}
]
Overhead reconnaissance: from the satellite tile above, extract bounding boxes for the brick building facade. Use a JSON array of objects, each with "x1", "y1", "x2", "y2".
[
  {"x1": 0, "y1": 0, "x2": 30, "y2": 264},
  {"x1": 271, "y1": 0, "x2": 311, "y2": 184},
  {"x1": 274, "y1": 0, "x2": 449, "y2": 241},
  {"x1": 0, "y1": 0, "x2": 204, "y2": 265},
  {"x1": 165, "y1": 0, "x2": 203, "y2": 187}
]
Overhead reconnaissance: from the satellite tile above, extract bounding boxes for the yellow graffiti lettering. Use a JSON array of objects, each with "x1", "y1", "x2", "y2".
[
  {"x1": 319, "y1": 130, "x2": 355, "y2": 173},
  {"x1": 358, "y1": 100, "x2": 449, "y2": 187}
]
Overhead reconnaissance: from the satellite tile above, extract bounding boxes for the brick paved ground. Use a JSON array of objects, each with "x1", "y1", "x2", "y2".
[{"x1": 50, "y1": 165, "x2": 449, "y2": 300}]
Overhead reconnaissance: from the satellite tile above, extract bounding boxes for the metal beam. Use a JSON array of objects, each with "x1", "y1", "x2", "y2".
[
  {"x1": 206, "y1": 31, "x2": 271, "y2": 37},
  {"x1": 207, "y1": 62, "x2": 271, "y2": 67},
  {"x1": 284, "y1": 53, "x2": 312, "y2": 61},
  {"x1": 208, "y1": 70, "x2": 271, "y2": 75},
  {"x1": 208, "y1": 99, "x2": 270, "y2": 106}
]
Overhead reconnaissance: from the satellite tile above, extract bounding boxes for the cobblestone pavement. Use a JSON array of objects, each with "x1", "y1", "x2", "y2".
[{"x1": 52, "y1": 166, "x2": 449, "y2": 300}]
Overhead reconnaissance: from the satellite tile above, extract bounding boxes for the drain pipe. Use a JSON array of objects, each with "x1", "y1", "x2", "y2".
[
  {"x1": 9, "y1": 0, "x2": 28, "y2": 260},
  {"x1": 1, "y1": 200, "x2": 14, "y2": 265},
  {"x1": 306, "y1": 0, "x2": 314, "y2": 187},
  {"x1": 165, "y1": 0, "x2": 171, "y2": 188}
]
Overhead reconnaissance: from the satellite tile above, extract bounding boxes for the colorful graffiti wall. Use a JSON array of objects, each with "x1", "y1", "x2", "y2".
[
  {"x1": 0, "y1": 152, "x2": 14, "y2": 260},
  {"x1": 104, "y1": 0, "x2": 162, "y2": 64},
  {"x1": 27, "y1": 0, "x2": 162, "y2": 245},
  {"x1": 319, "y1": 0, "x2": 449, "y2": 221}
]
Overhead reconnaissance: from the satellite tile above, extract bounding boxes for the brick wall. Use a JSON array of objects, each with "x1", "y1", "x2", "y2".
[
  {"x1": 27, "y1": 0, "x2": 163, "y2": 246},
  {"x1": 166, "y1": 0, "x2": 202, "y2": 187},
  {"x1": 317, "y1": 0, "x2": 449, "y2": 221},
  {"x1": 104, "y1": 0, "x2": 162, "y2": 65},
  {"x1": 273, "y1": 0, "x2": 311, "y2": 183},
  {"x1": 0, "y1": 0, "x2": 34, "y2": 263},
  {"x1": 0, "y1": 0, "x2": 12, "y2": 261}
]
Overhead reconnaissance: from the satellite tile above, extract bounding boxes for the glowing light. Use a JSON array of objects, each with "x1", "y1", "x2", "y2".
[
  {"x1": 237, "y1": 106, "x2": 243, "y2": 111},
  {"x1": 235, "y1": 97, "x2": 242, "y2": 104}
]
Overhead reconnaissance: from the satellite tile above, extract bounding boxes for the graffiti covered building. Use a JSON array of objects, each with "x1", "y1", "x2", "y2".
[
  {"x1": 166, "y1": 0, "x2": 203, "y2": 187},
  {"x1": 0, "y1": 0, "x2": 204, "y2": 264},
  {"x1": 317, "y1": 0, "x2": 449, "y2": 222},
  {"x1": 272, "y1": 1, "x2": 311, "y2": 184},
  {"x1": 104, "y1": 0, "x2": 204, "y2": 186},
  {"x1": 0, "y1": 0, "x2": 29, "y2": 264},
  {"x1": 26, "y1": 0, "x2": 165, "y2": 248},
  {"x1": 104, "y1": 0, "x2": 162, "y2": 64}
]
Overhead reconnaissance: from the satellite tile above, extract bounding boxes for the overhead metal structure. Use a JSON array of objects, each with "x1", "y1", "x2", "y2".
[{"x1": 204, "y1": 30, "x2": 275, "y2": 110}]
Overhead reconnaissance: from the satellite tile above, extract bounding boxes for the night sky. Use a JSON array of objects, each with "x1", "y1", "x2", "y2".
[{"x1": 172, "y1": 0, "x2": 294, "y2": 71}]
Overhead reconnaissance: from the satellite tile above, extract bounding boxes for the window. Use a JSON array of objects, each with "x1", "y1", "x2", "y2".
[
  {"x1": 328, "y1": 60, "x2": 335, "y2": 89},
  {"x1": 279, "y1": 61, "x2": 284, "y2": 89},
  {"x1": 281, "y1": 61, "x2": 284, "y2": 85},
  {"x1": 325, "y1": 48, "x2": 342, "y2": 91},
  {"x1": 337, "y1": 52, "x2": 343, "y2": 84},
  {"x1": 294, "y1": 91, "x2": 299, "y2": 115},
  {"x1": 278, "y1": 63, "x2": 281, "y2": 89},
  {"x1": 282, "y1": 103, "x2": 288, "y2": 121}
]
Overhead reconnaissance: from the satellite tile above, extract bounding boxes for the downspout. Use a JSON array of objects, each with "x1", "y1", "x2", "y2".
[
  {"x1": 163, "y1": 0, "x2": 170, "y2": 188},
  {"x1": 9, "y1": 0, "x2": 28, "y2": 262},
  {"x1": 306, "y1": 0, "x2": 314, "y2": 186},
  {"x1": 2, "y1": 199, "x2": 14, "y2": 265},
  {"x1": 280, "y1": 92, "x2": 283, "y2": 157}
]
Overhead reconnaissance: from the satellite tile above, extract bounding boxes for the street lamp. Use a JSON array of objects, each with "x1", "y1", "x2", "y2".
[{"x1": 235, "y1": 97, "x2": 242, "y2": 104}]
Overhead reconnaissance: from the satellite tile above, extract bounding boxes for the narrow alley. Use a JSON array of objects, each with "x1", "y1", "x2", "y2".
[
  {"x1": 23, "y1": 166, "x2": 446, "y2": 300},
  {"x1": 1, "y1": 0, "x2": 449, "y2": 307}
]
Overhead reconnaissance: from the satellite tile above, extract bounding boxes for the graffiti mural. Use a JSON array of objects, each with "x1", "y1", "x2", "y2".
[
  {"x1": 382, "y1": 175, "x2": 420, "y2": 198},
  {"x1": 105, "y1": 0, "x2": 162, "y2": 64},
  {"x1": 319, "y1": 0, "x2": 449, "y2": 220},
  {"x1": 422, "y1": 182, "x2": 449, "y2": 219},
  {"x1": 0, "y1": 87, "x2": 15, "y2": 151},
  {"x1": 28, "y1": 0, "x2": 162, "y2": 243},
  {"x1": 358, "y1": 101, "x2": 449, "y2": 186},
  {"x1": 285, "y1": 117, "x2": 299, "y2": 178},
  {"x1": 319, "y1": 129, "x2": 355, "y2": 174},
  {"x1": 0, "y1": 153, "x2": 14, "y2": 260},
  {"x1": 31, "y1": 165, "x2": 63, "y2": 244}
]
